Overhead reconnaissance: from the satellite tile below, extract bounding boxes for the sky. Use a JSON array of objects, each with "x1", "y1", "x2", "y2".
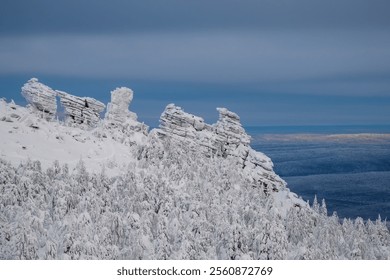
[{"x1": 0, "y1": 0, "x2": 390, "y2": 127}]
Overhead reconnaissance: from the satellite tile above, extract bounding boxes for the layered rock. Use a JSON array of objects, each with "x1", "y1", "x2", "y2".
[
  {"x1": 160, "y1": 104, "x2": 210, "y2": 133},
  {"x1": 21, "y1": 78, "x2": 57, "y2": 119},
  {"x1": 57, "y1": 90, "x2": 105, "y2": 127},
  {"x1": 159, "y1": 104, "x2": 216, "y2": 152},
  {"x1": 158, "y1": 104, "x2": 285, "y2": 192},
  {"x1": 105, "y1": 87, "x2": 137, "y2": 125},
  {"x1": 214, "y1": 107, "x2": 251, "y2": 156},
  {"x1": 102, "y1": 87, "x2": 148, "y2": 142}
]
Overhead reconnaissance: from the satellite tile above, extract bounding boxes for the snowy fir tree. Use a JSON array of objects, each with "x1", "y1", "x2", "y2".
[{"x1": 1, "y1": 139, "x2": 390, "y2": 259}]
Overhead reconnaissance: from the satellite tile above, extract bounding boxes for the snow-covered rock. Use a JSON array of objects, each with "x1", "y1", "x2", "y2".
[
  {"x1": 215, "y1": 107, "x2": 251, "y2": 151},
  {"x1": 21, "y1": 78, "x2": 57, "y2": 119},
  {"x1": 159, "y1": 104, "x2": 209, "y2": 135},
  {"x1": 158, "y1": 104, "x2": 285, "y2": 192},
  {"x1": 57, "y1": 90, "x2": 105, "y2": 127},
  {"x1": 158, "y1": 104, "x2": 216, "y2": 152},
  {"x1": 105, "y1": 87, "x2": 136, "y2": 124},
  {"x1": 102, "y1": 87, "x2": 148, "y2": 143}
]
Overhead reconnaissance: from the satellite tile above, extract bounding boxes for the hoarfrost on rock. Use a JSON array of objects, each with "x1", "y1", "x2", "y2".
[
  {"x1": 103, "y1": 87, "x2": 149, "y2": 142},
  {"x1": 158, "y1": 104, "x2": 285, "y2": 192},
  {"x1": 21, "y1": 78, "x2": 57, "y2": 119},
  {"x1": 57, "y1": 90, "x2": 105, "y2": 127},
  {"x1": 105, "y1": 87, "x2": 136, "y2": 124}
]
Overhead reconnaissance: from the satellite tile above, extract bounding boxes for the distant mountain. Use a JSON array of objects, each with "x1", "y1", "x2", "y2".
[{"x1": 0, "y1": 78, "x2": 389, "y2": 259}]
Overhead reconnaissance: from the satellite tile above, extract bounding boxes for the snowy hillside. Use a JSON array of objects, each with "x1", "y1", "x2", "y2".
[{"x1": 0, "y1": 78, "x2": 389, "y2": 259}]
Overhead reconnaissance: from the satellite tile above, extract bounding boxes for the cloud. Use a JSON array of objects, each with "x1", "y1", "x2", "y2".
[
  {"x1": 1, "y1": 1, "x2": 389, "y2": 100},
  {"x1": 1, "y1": 29, "x2": 389, "y2": 96},
  {"x1": 1, "y1": 0, "x2": 389, "y2": 35}
]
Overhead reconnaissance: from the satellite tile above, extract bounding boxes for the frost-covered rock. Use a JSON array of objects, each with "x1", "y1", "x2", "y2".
[
  {"x1": 57, "y1": 90, "x2": 105, "y2": 127},
  {"x1": 105, "y1": 87, "x2": 137, "y2": 124},
  {"x1": 160, "y1": 104, "x2": 208, "y2": 134},
  {"x1": 215, "y1": 107, "x2": 251, "y2": 150},
  {"x1": 21, "y1": 78, "x2": 57, "y2": 119},
  {"x1": 157, "y1": 104, "x2": 285, "y2": 192},
  {"x1": 102, "y1": 87, "x2": 148, "y2": 144},
  {"x1": 159, "y1": 104, "x2": 216, "y2": 152}
]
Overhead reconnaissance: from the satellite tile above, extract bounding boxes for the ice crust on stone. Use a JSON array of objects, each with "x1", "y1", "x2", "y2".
[
  {"x1": 57, "y1": 90, "x2": 105, "y2": 127},
  {"x1": 21, "y1": 78, "x2": 57, "y2": 118}
]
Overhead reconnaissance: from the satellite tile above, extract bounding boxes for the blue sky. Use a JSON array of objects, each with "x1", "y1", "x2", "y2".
[{"x1": 1, "y1": 0, "x2": 389, "y2": 127}]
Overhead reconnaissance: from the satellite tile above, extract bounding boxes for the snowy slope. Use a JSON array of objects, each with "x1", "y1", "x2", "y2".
[
  {"x1": 0, "y1": 79, "x2": 389, "y2": 260},
  {"x1": 0, "y1": 94, "x2": 302, "y2": 214},
  {"x1": 0, "y1": 99, "x2": 138, "y2": 176}
]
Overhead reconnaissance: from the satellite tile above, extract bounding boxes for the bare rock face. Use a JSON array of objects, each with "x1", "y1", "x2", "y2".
[
  {"x1": 21, "y1": 78, "x2": 57, "y2": 119},
  {"x1": 57, "y1": 90, "x2": 105, "y2": 127},
  {"x1": 102, "y1": 87, "x2": 148, "y2": 143},
  {"x1": 157, "y1": 104, "x2": 285, "y2": 192}
]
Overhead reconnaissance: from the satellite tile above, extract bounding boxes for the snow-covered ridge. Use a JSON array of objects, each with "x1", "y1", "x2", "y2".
[
  {"x1": 2, "y1": 78, "x2": 389, "y2": 260},
  {"x1": 0, "y1": 79, "x2": 150, "y2": 174},
  {"x1": 2, "y1": 78, "x2": 287, "y2": 194}
]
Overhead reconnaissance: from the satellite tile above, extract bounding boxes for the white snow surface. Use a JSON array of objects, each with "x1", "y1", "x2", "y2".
[{"x1": 0, "y1": 99, "x2": 136, "y2": 176}]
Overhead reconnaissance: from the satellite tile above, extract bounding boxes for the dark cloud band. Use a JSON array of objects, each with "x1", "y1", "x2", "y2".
[{"x1": 1, "y1": 0, "x2": 389, "y2": 35}]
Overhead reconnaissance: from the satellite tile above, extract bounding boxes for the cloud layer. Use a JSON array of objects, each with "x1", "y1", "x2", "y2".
[
  {"x1": 1, "y1": 28, "x2": 389, "y2": 96},
  {"x1": 1, "y1": 1, "x2": 390, "y2": 125},
  {"x1": 1, "y1": 0, "x2": 389, "y2": 34}
]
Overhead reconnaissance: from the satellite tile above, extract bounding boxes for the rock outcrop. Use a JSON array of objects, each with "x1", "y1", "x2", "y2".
[
  {"x1": 215, "y1": 108, "x2": 251, "y2": 146},
  {"x1": 102, "y1": 87, "x2": 148, "y2": 143},
  {"x1": 21, "y1": 78, "x2": 57, "y2": 119},
  {"x1": 159, "y1": 104, "x2": 217, "y2": 152},
  {"x1": 159, "y1": 104, "x2": 209, "y2": 135},
  {"x1": 158, "y1": 104, "x2": 252, "y2": 157},
  {"x1": 57, "y1": 90, "x2": 105, "y2": 127},
  {"x1": 17, "y1": 78, "x2": 279, "y2": 191},
  {"x1": 158, "y1": 104, "x2": 285, "y2": 192},
  {"x1": 19, "y1": 78, "x2": 149, "y2": 139},
  {"x1": 105, "y1": 87, "x2": 137, "y2": 126}
]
